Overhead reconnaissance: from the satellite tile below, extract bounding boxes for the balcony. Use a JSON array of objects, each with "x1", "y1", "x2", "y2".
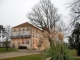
[
  {"x1": 10, "y1": 36, "x2": 17, "y2": 39},
  {"x1": 10, "y1": 35, "x2": 31, "y2": 39}
]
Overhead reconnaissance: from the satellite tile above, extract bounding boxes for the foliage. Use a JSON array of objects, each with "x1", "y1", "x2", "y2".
[
  {"x1": 0, "y1": 25, "x2": 5, "y2": 37},
  {"x1": 68, "y1": 22, "x2": 80, "y2": 56},
  {"x1": 68, "y1": 22, "x2": 80, "y2": 50},
  {"x1": 68, "y1": 35, "x2": 75, "y2": 49}
]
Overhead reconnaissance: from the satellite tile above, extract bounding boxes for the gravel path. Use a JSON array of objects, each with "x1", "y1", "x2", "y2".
[{"x1": 0, "y1": 50, "x2": 42, "y2": 59}]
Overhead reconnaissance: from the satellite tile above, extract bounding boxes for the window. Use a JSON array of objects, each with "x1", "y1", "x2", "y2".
[
  {"x1": 22, "y1": 32, "x2": 25, "y2": 35},
  {"x1": 19, "y1": 28, "x2": 21, "y2": 31},
  {"x1": 33, "y1": 39, "x2": 34, "y2": 44},
  {"x1": 22, "y1": 40, "x2": 24, "y2": 44},
  {"x1": 23, "y1": 28, "x2": 25, "y2": 31},
  {"x1": 22, "y1": 41, "x2": 24, "y2": 44},
  {"x1": 36, "y1": 34, "x2": 37, "y2": 38},
  {"x1": 36, "y1": 30, "x2": 37, "y2": 33},
  {"x1": 14, "y1": 29, "x2": 16, "y2": 32},
  {"x1": 33, "y1": 33, "x2": 34, "y2": 37},
  {"x1": 26, "y1": 41, "x2": 29, "y2": 44},
  {"x1": 32, "y1": 29, "x2": 34, "y2": 31},
  {"x1": 27, "y1": 28, "x2": 29, "y2": 31},
  {"x1": 36, "y1": 40, "x2": 37, "y2": 44},
  {"x1": 18, "y1": 32, "x2": 21, "y2": 35},
  {"x1": 11, "y1": 33, "x2": 13, "y2": 36}
]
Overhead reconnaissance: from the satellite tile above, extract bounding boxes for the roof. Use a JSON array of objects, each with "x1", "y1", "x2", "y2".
[{"x1": 12, "y1": 22, "x2": 42, "y2": 31}]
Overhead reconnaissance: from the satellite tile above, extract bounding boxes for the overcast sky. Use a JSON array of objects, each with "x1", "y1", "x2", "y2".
[{"x1": 0, "y1": 0, "x2": 71, "y2": 27}]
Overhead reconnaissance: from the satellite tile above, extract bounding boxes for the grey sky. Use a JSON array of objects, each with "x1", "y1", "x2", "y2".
[{"x1": 0, "y1": 0, "x2": 70, "y2": 27}]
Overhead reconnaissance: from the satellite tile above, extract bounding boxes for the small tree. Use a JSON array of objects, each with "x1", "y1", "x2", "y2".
[{"x1": 4, "y1": 25, "x2": 11, "y2": 51}]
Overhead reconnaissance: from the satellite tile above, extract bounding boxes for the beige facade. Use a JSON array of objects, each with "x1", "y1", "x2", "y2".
[{"x1": 10, "y1": 22, "x2": 45, "y2": 50}]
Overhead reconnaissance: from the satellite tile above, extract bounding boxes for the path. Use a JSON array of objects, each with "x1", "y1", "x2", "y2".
[{"x1": 0, "y1": 50, "x2": 43, "y2": 59}]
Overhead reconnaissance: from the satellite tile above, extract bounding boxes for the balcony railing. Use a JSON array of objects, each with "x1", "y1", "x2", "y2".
[{"x1": 10, "y1": 35, "x2": 31, "y2": 39}]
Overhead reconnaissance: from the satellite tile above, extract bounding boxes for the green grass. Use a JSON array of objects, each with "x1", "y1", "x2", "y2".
[
  {"x1": 1, "y1": 54, "x2": 43, "y2": 60},
  {"x1": 68, "y1": 49, "x2": 80, "y2": 60},
  {"x1": 73, "y1": 58, "x2": 80, "y2": 60},
  {"x1": 0, "y1": 48, "x2": 18, "y2": 53},
  {"x1": 64, "y1": 49, "x2": 77, "y2": 56},
  {"x1": 1, "y1": 54, "x2": 80, "y2": 60},
  {"x1": 68, "y1": 49, "x2": 77, "y2": 56}
]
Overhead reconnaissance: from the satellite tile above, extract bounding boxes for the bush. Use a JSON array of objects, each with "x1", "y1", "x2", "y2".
[
  {"x1": 44, "y1": 43, "x2": 72, "y2": 60},
  {"x1": 18, "y1": 46, "x2": 27, "y2": 49}
]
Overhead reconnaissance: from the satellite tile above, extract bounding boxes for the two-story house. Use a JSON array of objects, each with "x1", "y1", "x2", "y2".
[{"x1": 10, "y1": 22, "x2": 42, "y2": 50}]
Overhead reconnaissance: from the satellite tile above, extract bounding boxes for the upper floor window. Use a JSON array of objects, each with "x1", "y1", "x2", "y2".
[
  {"x1": 14, "y1": 29, "x2": 16, "y2": 32},
  {"x1": 33, "y1": 33, "x2": 34, "y2": 37},
  {"x1": 36, "y1": 30, "x2": 37, "y2": 33},
  {"x1": 18, "y1": 43, "x2": 20, "y2": 44},
  {"x1": 26, "y1": 40, "x2": 29, "y2": 44},
  {"x1": 19, "y1": 28, "x2": 20, "y2": 31},
  {"x1": 36, "y1": 40, "x2": 37, "y2": 44},
  {"x1": 11, "y1": 33, "x2": 13, "y2": 36},
  {"x1": 36, "y1": 34, "x2": 37, "y2": 38},
  {"x1": 22, "y1": 40, "x2": 24, "y2": 44},
  {"x1": 23, "y1": 28, "x2": 25, "y2": 31},
  {"x1": 33, "y1": 39, "x2": 34, "y2": 44},
  {"x1": 27, "y1": 28, "x2": 29, "y2": 31},
  {"x1": 32, "y1": 28, "x2": 34, "y2": 31}
]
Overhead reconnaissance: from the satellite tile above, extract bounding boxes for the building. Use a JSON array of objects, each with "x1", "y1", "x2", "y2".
[{"x1": 10, "y1": 22, "x2": 44, "y2": 50}]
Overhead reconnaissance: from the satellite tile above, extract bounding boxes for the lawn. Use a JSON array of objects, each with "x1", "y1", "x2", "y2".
[
  {"x1": 0, "y1": 48, "x2": 18, "y2": 53},
  {"x1": 73, "y1": 58, "x2": 80, "y2": 60},
  {"x1": 68, "y1": 49, "x2": 77, "y2": 56},
  {"x1": 68, "y1": 49, "x2": 80, "y2": 60}
]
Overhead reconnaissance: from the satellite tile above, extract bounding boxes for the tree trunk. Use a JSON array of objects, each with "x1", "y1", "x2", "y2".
[{"x1": 6, "y1": 44, "x2": 8, "y2": 51}]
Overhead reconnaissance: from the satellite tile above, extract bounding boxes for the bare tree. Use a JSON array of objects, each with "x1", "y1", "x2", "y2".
[
  {"x1": 28, "y1": 0, "x2": 61, "y2": 31},
  {"x1": 70, "y1": 0, "x2": 80, "y2": 25},
  {"x1": 4, "y1": 25, "x2": 11, "y2": 50},
  {"x1": 27, "y1": 0, "x2": 62, "y2": 47}
]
